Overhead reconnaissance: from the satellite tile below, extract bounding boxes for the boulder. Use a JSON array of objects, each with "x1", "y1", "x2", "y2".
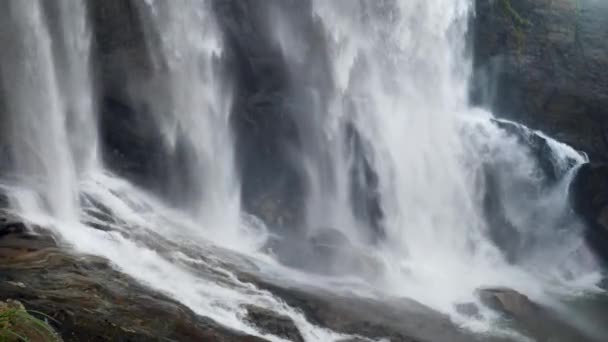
[
  {"x1": 244, "y1": 277, "x2": 501, "y2": 342},
  {"x1": 569, "y1": 163, "x2": 608, "y2": 262},
  {"x1": 477, "y1": 287, "x2": 539, "y2": 318},
  {"x1": 477, "y1": 287, "x2": 595, "y2": 341},
  {"x1": 0, "y1": 213, "x2": 497, "y2": 342},
  {"x1": 0, "y1": 299, "x2": 61, "y2": 342},
  {"x1": 245, "y1": 305, "x2": 304, "y2": 342}
]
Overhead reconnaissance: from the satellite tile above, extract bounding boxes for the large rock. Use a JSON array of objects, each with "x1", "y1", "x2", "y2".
[
  {"x1": 245, "y1": 306, "x2": 304, "y2": 342},
  {"x1": 0, "y1": 214, "x2": 504, "y2": 342},
  {"x1": 473, "y1": 0, "x2": 608, "y2": 160},
  {"x1": 0, "y1": 219, "x2": 266, "y2": 342},
  {"x1": 570, "y1": 163, "x2": 608, "y2": 262},
  {"x1": 478, "y1": 287, "x2": 540, "y2": 318},
  {"x1": 266, "y1": 228, "x2": 384, "y2": 278},
  {"x1": 477, "y1": 287, "x2": 595, "y2": 341},
  {"x1": 244, "y1": 277, "x2": 494, "y2": 342}
]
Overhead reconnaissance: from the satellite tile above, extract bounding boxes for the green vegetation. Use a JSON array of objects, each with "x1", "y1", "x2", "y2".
[
  {"x1": 0, "y1": 301, "x2": 59, "y2": 342},
  {"x1": 500, "y1": 0, "x2": 531, "y2": 57},
  {"x1": 501, "y1": 0, "x2": 531, "y2": 27}
]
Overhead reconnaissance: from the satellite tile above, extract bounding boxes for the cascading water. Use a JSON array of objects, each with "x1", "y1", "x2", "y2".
[
  {"x1": 0, "y1": 0, "x2": 605, "y2": 341},
  {"x1": 134, "y1": 0, "x2": 247, "y2": 245},
  {"x1": 0, "y1": 1, "x2": 352, "y2": 340},
  {"x1": 270, "y1": 0, "x2": 603, "y2": 329},
  {"x1": 0, "y1": 0, "x2": 96, "y2": 221}
]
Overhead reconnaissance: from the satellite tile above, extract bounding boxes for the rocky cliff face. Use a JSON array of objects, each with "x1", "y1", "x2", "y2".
[
  {"x1": 473, "y1": 0, "x2": 608, "y2": 259},
  {"x1": 90, "y1": 0, "x2": 608, "y2": 219},
  {"x1": 3, "y1": 1, "x2": 608, "y2": 340},
  {"x1": 88, "y1": 0, "x2": 305, "y2": 230},
  {"x1": 473, "y1": 0, "x2": 608, "y2": 160},
  {"x1": 86, "y1": 0, "x2": 608, "y2": 269}
]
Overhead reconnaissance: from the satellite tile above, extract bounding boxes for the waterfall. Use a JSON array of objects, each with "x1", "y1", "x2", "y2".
[
  {"x1": 0, "y1": 1, "x2": 346, "y2": 340},
  {"x1": 0, "y1": 0, "x2": 96, "y2": 221},
  {"x1": 267, "y1": 0, "x2": 602, "y2": 321},
  {"x1": 134, "y1": 0, "x2": 245, "y2": 245},
  {"x1": 0, "y1": 0, "x2": 604, "y2": 340}
]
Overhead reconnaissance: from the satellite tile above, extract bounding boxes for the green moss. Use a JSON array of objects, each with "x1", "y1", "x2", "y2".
[
  {"x1": 500, "y1": 0, "x2": 531, "y2": 58},
  {"x1": 0, "y1": 301, "x2": 60, "y2": 342},
  {"x1": 501, "y1": 0, "x2": 532, "y2": 27}
]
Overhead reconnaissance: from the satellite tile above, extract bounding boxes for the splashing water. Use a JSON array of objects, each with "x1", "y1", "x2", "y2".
[
  {"x1": 0, "y1": 1, "x2": 354, "y2": 340},
  {"x1": 0, "y1": 0, "x2": 604, "y2": 340},
  {"x1": 265, "y1": 0, "x2": 603, "y2": 329},
  {"x1": 134, "y1": 0, "x2": 247, "y2": 247}
]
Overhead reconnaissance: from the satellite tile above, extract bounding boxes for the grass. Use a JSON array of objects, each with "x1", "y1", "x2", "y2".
[{"x1": 0, "y1": 301, "x2": 59, "y2": 342}]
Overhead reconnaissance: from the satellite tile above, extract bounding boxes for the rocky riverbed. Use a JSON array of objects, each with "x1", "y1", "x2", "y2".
[{"x1": 1, "y1": 212, "x2": 606, "y2": 341}]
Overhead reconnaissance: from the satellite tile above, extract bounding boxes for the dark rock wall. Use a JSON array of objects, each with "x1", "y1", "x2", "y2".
[
  {"x1": 214, "y1": 0, "x2": 305, "y2": 229},
  {"x1": 88, "y1": 0, "x2": 608, "y2": 239},
  {"x1": 570, "y1": 163, "x2": 608, "y2": 264},
  {"x1": 473, "y1": 0, "x2": 608, "y2": 160},
  {"x1": 87, "y1": 0, "x2": 306, "y2": 226}
]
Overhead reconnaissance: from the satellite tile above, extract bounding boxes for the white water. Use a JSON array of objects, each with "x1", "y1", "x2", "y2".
[
  {"x1": 0, "y1": 0, "x2": 604, "y2": 341},
  {"x1": 270, "y1": 0, "x2": 603, "y2": 330},
  {"x1": 0, "y1": 1, "x2": 84, "y2": 220},
  {"x1": 135, "y1": 0, "x2": 247, "y2": 246},
  {"x1": 0, "y1": 1, "x2": 350, "y2": 341}
]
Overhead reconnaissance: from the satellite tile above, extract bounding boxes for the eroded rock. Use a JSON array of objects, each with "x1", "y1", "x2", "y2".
[
  {"x1": 477, "y1": 287, "x2": 539, "y2": 318},
  {"x1": 477, "y1": 287, "x2": 594, "y2": 341},
  {"x1": 0, "y1": 221, "x2": 266, "y2": 342},
  {"x1": 245, "y1": 305, "x2": 304, "y2": 342},
  {"x1": 473, "y1": 0, "x2": 608, "y2": 160},
  {"x1": 570, "y1": 163, "x2": 608, "y2": 263}
]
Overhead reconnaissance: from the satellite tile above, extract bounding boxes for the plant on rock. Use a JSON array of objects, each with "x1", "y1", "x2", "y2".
[{"x1": 0, "y1": 301, "x2": 59, "y2": 342}]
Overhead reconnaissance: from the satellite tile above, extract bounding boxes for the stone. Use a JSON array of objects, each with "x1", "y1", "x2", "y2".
[
  {"x1": 0, "y1": 220, "x2": 267, "y2": 342},
  {"x1": 477, "y1": 287, "x2": 593, "y2": 341},
  {"x1": 473, "y1": 0, "x2": 608, "y2": 161},
  {"x1": 245, "y1": 305, "x2": 304, "y2": 342},
  {"x1": 477, "y1": 287, "x2": 539, "y2": 318},
  {"x1": 569, "y1": 162, "x2": 608, "y2": 262}
]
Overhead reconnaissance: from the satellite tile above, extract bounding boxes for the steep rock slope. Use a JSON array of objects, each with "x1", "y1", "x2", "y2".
[{"x1": 473, "y1": 0, "x2": 608, "y2": 159}]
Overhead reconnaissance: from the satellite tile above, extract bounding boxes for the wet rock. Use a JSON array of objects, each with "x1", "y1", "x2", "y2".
[
  {"x1": 0, "y1": 214, "x2": 482, "y2": 342},
  {"x1": 454, "y1": 302, "x2": 481, "y2": 318},
  {"x1": 308, "y1": 229, "x2": 383, "y2": 278},
  {"x1": 0, "y1": 221, "x2": 267, "y2": 342},
  {"x1": 243, "y1": 276, "x2": 498, "y2": 342},
  {"x1": 0, "y1": 192, "x2": 9, "y2": 209},
  {"x1": 477, "y1": 287, "x2": 539, "y2": 318},
  {"x1": 309, "y1": 228, "x2": 351, "y2": 248},
  {"x1": 245, "y1": 305, "x2": 304, "y2": 342},
  {"x1": 473, "y1": 0, "x2": 608, "y2": 160},
  {"x1": 492, "y1": 119, "x2": 579, "y2": 182},
  {"x1": 570, "y1": 162, "x2": 608, "y2": 263},
  {"x1": 477, "y1": 287, "x2": 593, "y2": 341}
]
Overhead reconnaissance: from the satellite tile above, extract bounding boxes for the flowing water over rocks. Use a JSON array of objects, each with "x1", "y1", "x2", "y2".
[{"x1": 0, "y1": 0, "x2": 607, "y2": 341}]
